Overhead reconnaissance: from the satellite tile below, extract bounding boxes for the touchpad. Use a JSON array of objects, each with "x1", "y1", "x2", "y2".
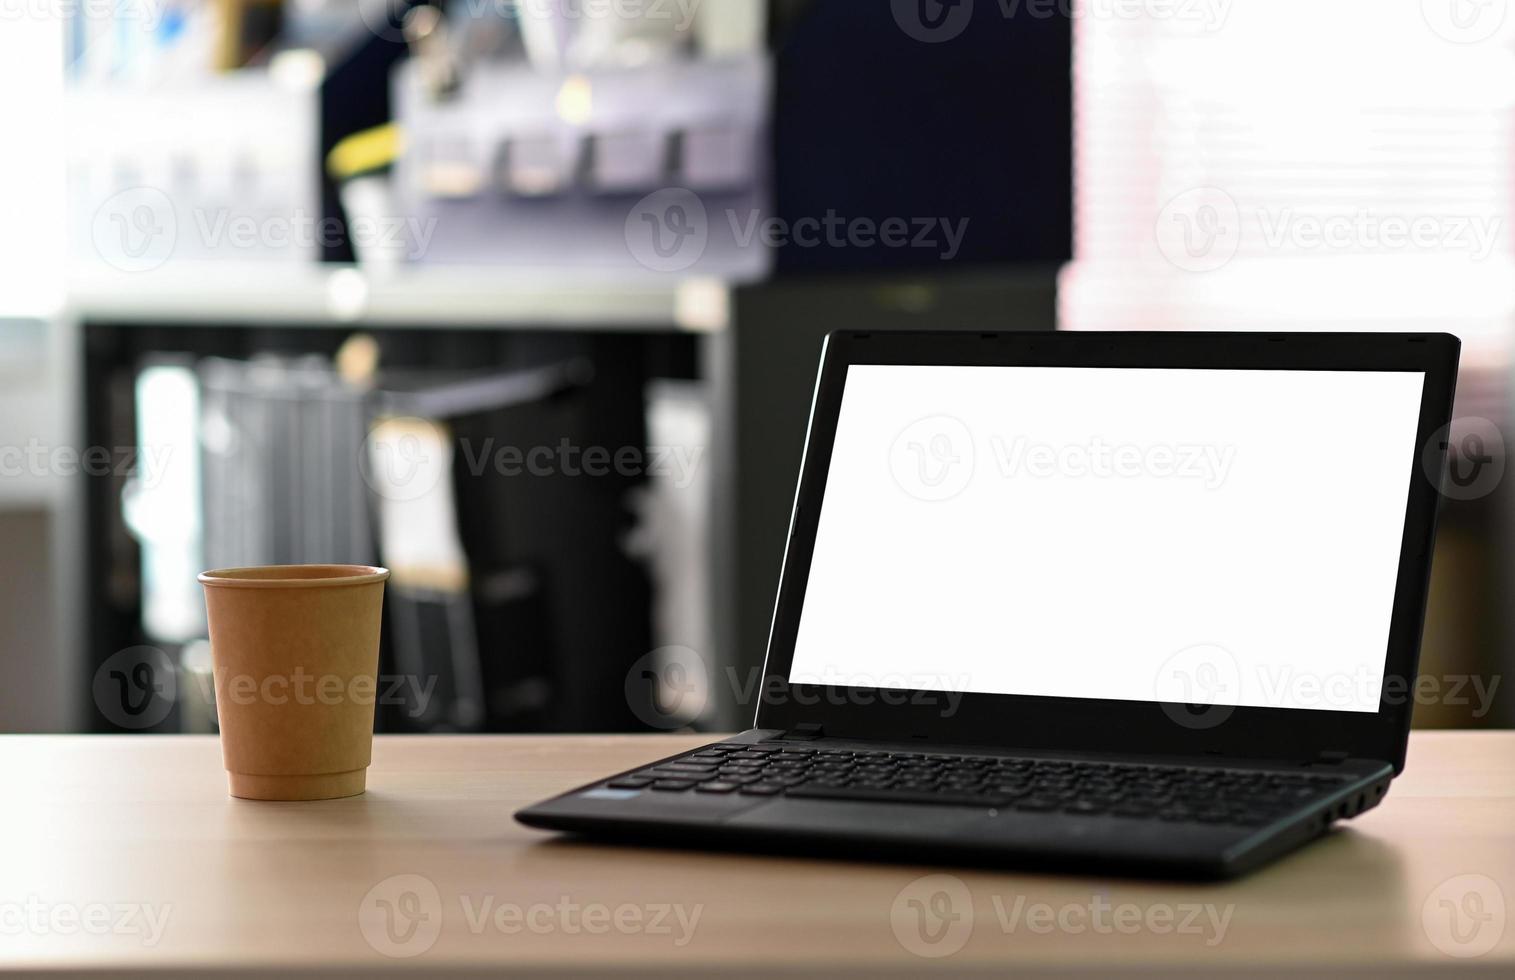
[{"x1": 724, "y1": 798, "x2": 991, "y2": 838}]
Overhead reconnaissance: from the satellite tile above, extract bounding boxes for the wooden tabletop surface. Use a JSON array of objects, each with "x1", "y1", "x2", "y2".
[{"x1": 0, "y1": 732, "x2": 1511, "y2": 977}]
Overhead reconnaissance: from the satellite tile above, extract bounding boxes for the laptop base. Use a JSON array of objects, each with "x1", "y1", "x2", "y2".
[{"x1": 516, "y1": 730, "x2": 1393, "y2": 880}]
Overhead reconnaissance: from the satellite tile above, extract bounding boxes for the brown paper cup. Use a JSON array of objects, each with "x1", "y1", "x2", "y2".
[{"x1": 198, "y1": 565, "x2": 389, "y2": 801}]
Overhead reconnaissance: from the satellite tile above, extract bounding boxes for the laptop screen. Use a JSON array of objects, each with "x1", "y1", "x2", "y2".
[{"x1": 788, "y1": 364, "x2": 1427, "y2": 714}]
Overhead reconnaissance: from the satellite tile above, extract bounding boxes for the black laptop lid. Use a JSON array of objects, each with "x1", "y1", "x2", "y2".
[{"x1": 756, "y1": 331, "x2": 1460, "y2": 772}]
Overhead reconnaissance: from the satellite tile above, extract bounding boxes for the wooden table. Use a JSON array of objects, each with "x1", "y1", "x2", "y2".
[{"x1": 1, "y1": 733, "x2": 1511, "y2": 977}]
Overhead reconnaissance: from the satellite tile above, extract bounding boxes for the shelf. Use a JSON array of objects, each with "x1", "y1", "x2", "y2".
[{"x1": 66, "y1": 263, "x2": 731, "y2": 332}]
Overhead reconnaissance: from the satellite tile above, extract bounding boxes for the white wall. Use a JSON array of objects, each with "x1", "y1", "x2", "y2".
[{"x1": 0, "y1": 12, "x2": 77, "y2": 731}]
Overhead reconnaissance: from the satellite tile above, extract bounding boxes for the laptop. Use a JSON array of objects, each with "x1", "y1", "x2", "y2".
[{"x1": 517, "y1": 330, "x2": 1461, "y2": 878}]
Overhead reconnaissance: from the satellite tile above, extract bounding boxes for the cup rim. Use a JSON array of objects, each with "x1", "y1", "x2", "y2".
[{"x1": 198, "y1": 564, "x2": 390, "y2": 589}]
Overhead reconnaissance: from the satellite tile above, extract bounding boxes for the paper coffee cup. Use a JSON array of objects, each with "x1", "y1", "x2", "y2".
[{"x1": 198, "y1": 565, "x2": 390, "y2": 801}]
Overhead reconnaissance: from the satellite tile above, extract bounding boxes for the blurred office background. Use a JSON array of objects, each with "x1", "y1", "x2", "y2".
[{"x1": 0, "y1": 0, "x2": 1507, "y2": 734}]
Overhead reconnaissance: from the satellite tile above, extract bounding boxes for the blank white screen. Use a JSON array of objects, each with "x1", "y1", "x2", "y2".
[{"x1": 788, "y1": 365, "x2": 1426, "y2": 713}]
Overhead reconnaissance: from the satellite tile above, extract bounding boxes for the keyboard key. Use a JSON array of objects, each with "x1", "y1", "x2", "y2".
[
  {"x1": 739, "y1": 783, "x2": 784, "y2": 795},
  {"x1": 647, "y1": 769, "x2": 715, "y2": 783},
  {"x1": 696, "y1": 782, "x2": 740, "y2": 794},
  {"x1": 606, "y1": 777, "x2": 653, "y2": 789},
  {"x1": 651, "y1": 780, "x2": 694, "y2": 791}
]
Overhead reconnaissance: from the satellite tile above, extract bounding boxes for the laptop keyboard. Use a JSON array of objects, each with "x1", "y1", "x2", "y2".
[{"x1": 607, "y1": 742, "x2": 1352, "y2": 827}]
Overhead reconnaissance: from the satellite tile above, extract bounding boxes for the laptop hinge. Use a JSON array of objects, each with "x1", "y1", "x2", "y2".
[
  {"x1": 783, "y1": 723, "x2": 825, "y2": 740},
  {"x1": 1315, "y1": 750, "x2": 1350, "y2": 766}
]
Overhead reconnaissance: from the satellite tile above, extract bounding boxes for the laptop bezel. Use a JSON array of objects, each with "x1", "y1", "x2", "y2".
[{"x1": 754, "y1": 330, "x2": 1460, "y2": 772}]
